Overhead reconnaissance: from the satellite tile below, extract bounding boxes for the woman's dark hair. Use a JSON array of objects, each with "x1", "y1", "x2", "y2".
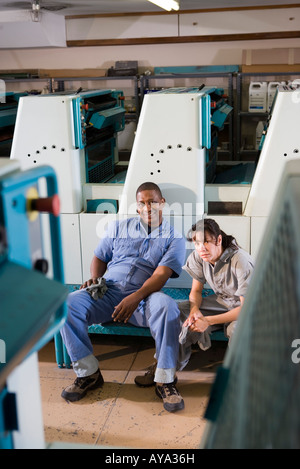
[{"x1": 187, "y1": 218, "x2": 238, "y2": 251}]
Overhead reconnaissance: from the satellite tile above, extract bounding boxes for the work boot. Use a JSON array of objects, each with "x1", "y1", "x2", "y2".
[
  {"x1": 155, "y1": 381, "x2": 184, "y2": 413},
  {"x1": 134, "y1": 362, "x2": 157, "y2": 387},
  {"x1": 61, "y1": 369, "x2": 104, "y2": 402},
  {"x1": 134, "y1": 362, "x2": 178, "y2": 388}
]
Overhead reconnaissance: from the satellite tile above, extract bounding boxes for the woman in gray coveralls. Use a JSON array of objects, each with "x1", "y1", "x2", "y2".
[{"x1": 177, "y1": 218, "x2": 254, "y2": 370}]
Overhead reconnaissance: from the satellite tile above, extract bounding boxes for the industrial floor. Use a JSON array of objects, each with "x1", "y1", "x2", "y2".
[{"x1": 38, "y1": 335, "x2": 227, "y2": 450}]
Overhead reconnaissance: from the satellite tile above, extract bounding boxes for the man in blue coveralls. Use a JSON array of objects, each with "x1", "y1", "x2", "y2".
[{"x1": 61, "y1": 182, "x2": 186, "y2": 412}]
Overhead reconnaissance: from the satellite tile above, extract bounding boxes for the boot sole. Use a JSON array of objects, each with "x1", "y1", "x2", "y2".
[{"x1": 155, "y1": 386, "x2": 184, "y2": 413}]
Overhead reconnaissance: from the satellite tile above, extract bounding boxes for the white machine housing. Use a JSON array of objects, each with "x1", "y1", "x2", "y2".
[{"x1": 10, "y1": 85, "x2": 300, "y2": 286}]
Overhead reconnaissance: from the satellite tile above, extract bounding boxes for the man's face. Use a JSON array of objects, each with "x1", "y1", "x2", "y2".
[{"x1": 136, "y1": 189, "x2": 165, "y2": 228}]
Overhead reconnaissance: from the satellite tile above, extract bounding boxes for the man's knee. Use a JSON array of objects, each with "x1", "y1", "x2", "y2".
[
  {"x1": 67, "y1": 289, "x2": 78, "y2": 307},
  {"x1": 148, "y1": 292, "x2": 180, "y2": 320},
  {"x1": 66, "y1": 289, "x2": 92, "y2": 321}
]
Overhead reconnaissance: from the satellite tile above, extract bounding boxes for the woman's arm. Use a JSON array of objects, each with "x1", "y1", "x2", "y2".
[
  {"x1": 189, "y1": 296, "x2": 245, "y2": 332},
  {"x1": 183, "y1": 279, "x2": 205, "y2": 327},
  {"x1": 206, "y1": 296, "x2": 245, "y2": 325}
]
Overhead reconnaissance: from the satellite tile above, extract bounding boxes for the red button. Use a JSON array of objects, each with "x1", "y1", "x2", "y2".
[{"x1": 31, "y1": 194, "x2": 60, "y2": 217}]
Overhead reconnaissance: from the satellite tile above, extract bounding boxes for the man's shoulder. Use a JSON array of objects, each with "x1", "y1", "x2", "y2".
[
  {"x1": 104, "y1": 216, "x2": 139, "y2": 237},
  {"x1": 161, "y1": 218, "x2": 184, "y2": 240}
]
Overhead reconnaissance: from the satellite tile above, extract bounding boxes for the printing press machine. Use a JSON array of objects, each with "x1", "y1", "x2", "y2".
[
  {"x1": 0, "y1": 92, "x2": 27, "y2": 157},
  {"x1": 7, "y1": 83, "x2": 300, "y2": 368},
  {"x1": 9, "y1": 86, "x2": 232, "y2": 284},
  {"x1": 9, "y1": 83, "x2": 300, "y2": 286},
  {"x1": 0, "y1": 160, "x2": 68, "y2": 448}
]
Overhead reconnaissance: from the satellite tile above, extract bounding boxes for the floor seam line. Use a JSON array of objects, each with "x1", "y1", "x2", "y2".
[{"x1": 94, "y1": 347, "x2": 140, "y2": 446}]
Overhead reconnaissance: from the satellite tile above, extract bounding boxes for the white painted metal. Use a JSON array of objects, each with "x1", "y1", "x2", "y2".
[
  {"x1": 119, "y1": 91, "x2": 206, "y2": 217},
  {"x1": 11, "y1": 94, "x2": 85, "y2": 214},
  {"x1": 7, "y1": 353, "x2": 45, "y2": 449},
  {"x1": 10, "y1": 87, "x2": 300, "y2": 285},
  {"x1": 245, "y1": 87, "x2": 300, "y2": 217}
]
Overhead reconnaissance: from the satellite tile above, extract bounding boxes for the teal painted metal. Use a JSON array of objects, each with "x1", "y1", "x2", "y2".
[
  {"x1": 0, "y1": 388, "x2": 14, "y2": 449},
  {"x1": 0, "y1": 92, "x2": 28, "y2": 135},
  {"x1": 0, "y1": 262, "x2": 68, "y2": 387},
  {"x1": 89, "y1": 106, "x2": 125, "y2": 131},
  {"x1": 154, "y1": 65, "x2": 239, "y2": 74},
  {"x1": 72, "y1": 96, "x2": 84, "y2": 149},
  {"x1": 214, "y1": 162, "x2": 255, "y2": 185},
  {"x1": 72, "y1": 89, "x2": 125, "y2": 149},
  {"x1": 0, "y1": 109, "x2": 18, "y2": 128},
  {"x1": 0, "y1": 165, "x2": 65, "y2": 282},
  {"x1": 0, "y1": 164, "x2": 68, "y2": 447},
  {"x1": 0, "y1": 165, "x2": 68, "y2": 373},
  {"x1": 55, "y1": 285, "x2": 226, "y2": 368},
  {"x1": 201, "y1": 93, "x2": 211, "y2": 150},
  {"x1": 89, "y1": 322, "x2": 152, "y2": 337},
  {"x1": 86, "y1": 199, "x2": 118, "y2": 214},
  {"x1": 212, "y1": 103, "x2": 233, "y2": 130}
]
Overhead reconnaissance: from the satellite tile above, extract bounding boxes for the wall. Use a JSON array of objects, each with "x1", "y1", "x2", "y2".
[
  {"x1": 66, "y1": 7, "x2": 300, "y2": 42},
  {"x1": 0, "y1": 6, "x2": 299, "y2": 74},
  {"x1": 0, "y1": 39, "x2": 300, "y2": 74},
  {"x1": 0, "y1": 7, "x2": 299, "y2": 156}
]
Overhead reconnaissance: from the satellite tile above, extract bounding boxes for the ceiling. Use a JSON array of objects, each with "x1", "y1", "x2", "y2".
[{"x1": 0, "y1": 0, "x2": 299, "y2": 16}]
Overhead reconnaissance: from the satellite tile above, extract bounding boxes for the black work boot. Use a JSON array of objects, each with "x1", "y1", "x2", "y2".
[
  {"x1": 155, "y1": 381, "x2": 184, "y2": 412},
  {"x1": 61, "y1": 369, "x2": 104, "y2": 402}
]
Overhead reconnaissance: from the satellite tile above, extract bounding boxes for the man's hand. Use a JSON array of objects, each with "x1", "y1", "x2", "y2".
[
  {"x1": 112, "y1": 292, "x2": 142, "y2": 323},
  {"x1": 80, "y1": 278, "x2": 98, "y2": 289},
  {"x1": 111, "y1": 265, "x2": 173, "y2": 323}
]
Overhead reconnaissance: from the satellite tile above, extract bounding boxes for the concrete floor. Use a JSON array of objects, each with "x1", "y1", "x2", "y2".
[{"x1": 38, "y1": 335, "x2": 227, "y2": 449}]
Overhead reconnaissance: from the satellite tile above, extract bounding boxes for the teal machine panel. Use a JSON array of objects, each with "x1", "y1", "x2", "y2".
[
  {"x1": 0, "y1": 92, "x2": 27, "y2": 157},
  {"x1": 72, "y1": 89, "x2": 125, "y2": 183},
  {"x1": 0, "y1": 163, "x2": 68, "y2": 448}
]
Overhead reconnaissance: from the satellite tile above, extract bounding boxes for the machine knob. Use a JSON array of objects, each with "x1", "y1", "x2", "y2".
[
  {"x1": 30, "y1": 194, "x2": 60, "y2": 217},
  {"x1": 34, "y1": 258, "x2": 49, "y2": 275}
]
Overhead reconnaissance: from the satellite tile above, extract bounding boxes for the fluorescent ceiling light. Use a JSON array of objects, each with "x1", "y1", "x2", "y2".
[{"x1": 148, "y1": 0, "x2": 180, "y2": 12}]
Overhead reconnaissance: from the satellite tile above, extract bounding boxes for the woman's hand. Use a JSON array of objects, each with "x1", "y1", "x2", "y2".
[
  {"x1": 189, "y1": 316, "x2": 210, "y2": 333},
  {"x1": 183, "y1": 310, "x2": 203, "y2": 328}
]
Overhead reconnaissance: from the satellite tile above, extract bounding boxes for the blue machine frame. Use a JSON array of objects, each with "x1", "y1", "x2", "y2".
[{"x1": 0, "y1": 163, "x2": 68, "y2": 448}]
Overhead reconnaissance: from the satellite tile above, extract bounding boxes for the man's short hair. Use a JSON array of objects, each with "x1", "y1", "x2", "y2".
[{"x1": 136, "y1": 182, "x2": 163, "y2": 199}]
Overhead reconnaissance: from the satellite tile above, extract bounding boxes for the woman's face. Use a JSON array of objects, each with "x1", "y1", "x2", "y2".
[{"x1": 194, "y1": 230, "x2": 223, "y2": 265}]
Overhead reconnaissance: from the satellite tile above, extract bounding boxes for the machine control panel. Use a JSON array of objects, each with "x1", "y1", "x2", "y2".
[{"x1": 72, "y1": 89, "x2": 125, "y2": 150}]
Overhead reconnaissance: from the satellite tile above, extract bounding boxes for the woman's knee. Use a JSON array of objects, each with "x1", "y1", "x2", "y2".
[
  {"x1": 226, "y1": 321, "x2": 237, "y2": 343},
  {"x1": 178, "y1": 300, "x2": 190, "y2": 322}
]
